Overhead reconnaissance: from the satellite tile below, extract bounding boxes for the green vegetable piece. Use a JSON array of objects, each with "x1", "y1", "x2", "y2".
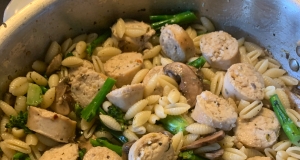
[
  {"x1": 159, "y1": 115, "x2": 189, "y2": 135},
  {"x1": 78, "y1": 148, "x2": 86, "y2": 160},
  {"x1": 40, "y1": 86, "x2": 49, "y2": 94},
  {"x1": 86, "y1": 30, "x2": 111, "y2": 56},
  {"x1": 179, "y1": 150, "x2": 209, "y2": 160},
  {"x1": 151, "y1": 11, "x2": 197, "y2": 30},
  {"x1": 81, "y1": 77, "x2": 116, "y2": 121},
  {"x1": 90, "y1": 138, "x2": 122, "y2": 156},
  {"x1": 26, "y1": 83, "x2": 43, "y2": 106},
  {"x1": 187, "y1": 56, "x2": 206, "y2": 69},
  {"x1": 12, "y1": 151, "x2": 30, "y2": 160},
  {"x1": 270, "y1": 94, "x2": 300, "y2": 146},
  {"x1": 107, "y1": 105, "x2": 129, "y2": 131},
  {"x1": 64, "y1": 52, "x2": 74, "y2": 58},
  {"x1": 5, "y1": 111, "x2": 32, "y2": 134},
  {"x1": 150, "y1": 15, "x2": 175, "y2": 22}
]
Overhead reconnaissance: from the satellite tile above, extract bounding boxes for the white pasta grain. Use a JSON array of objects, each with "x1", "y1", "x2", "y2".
[
  {"x1": 124, "y1": 99, "x2": 149, "y2": 120},
  {"x1": 167, "y1": 89, "x2": 181, "y2": 104},
  {"x1": 0, "y1": 100, "x2": 17, "y2": 117},
  {"x1": 263, "y1": 68, "x2": 286, "y2": 78},
  {"x1": 123, "y1": 129, "x2": 139, "y2": 142},
  {"x1": 286, "y1": 146, "x2": 300, "y2": 159},
  {"x1": 48, "y1": 74, "x2": 59, "y2": 88},
  {"x1": 14, "y1": 96, "x2": 27, "y2": 113},
  {"x1": 200, "y1": 17, "x2": 215, "y2": 32},
  {"x1": 279, "y1": 75, "x2": 299, "y2": 86},
  {"x1": 97, "y1": 47, "x2": 122, "y2": 62},
  {"x1": 286, "y1": 109, "x2": 300, "y2": 127},
  {"x1": 9, "y1": 77, "x2": 29, "y2": 96},
  {"x1": 148, "y1": 114, "x2": 160, "y2": 124},
  {"x1": 276, "y1": 88, "x2": 291, "y2": 109},
  {"x1": 239, "y1": 101, "x2": 263, "y2": 119},
  {"x1": 11, "y1": 128, "x2": 25, "y2": 139},
  {"x1": 61, "y1": 38, "x2": 72, "y2": 54},
  {"x1": 186, "y1": 123, "x2": 216, "y2": 135},
  {"x1": 183, "y1": 134, "x2": 199, "y2": 146},
  {"x1": 222, "y1": 148, "x2": 247, "y2": 160},
  {"x1": 264, "y1": 148, "x2": 276, "y2": 159},
  {"x1": 40, "y1": 87, "x2": 56, "y2": 109},
  {"x1": 131, "y1": 68, "x2": 149, "y2": 84},
  {"x1": 99, "y1": 115, "x2": 122, "y2": 131},
  {"x1": 74, "y1": 41, "x2": 87, "y2": 58},
  {"x1": 29, "y1": 71, "x2": 48, "y2": 86},
  {"x1": 143, "y1": 45, "x2": 161, "y2": 59},
  {"x1": 154, "y1": 104, "x2": 167, "y2": 118},
  {"x1": 31, "y1": 60, "x2": 47, "y2": 74},
  {"x1": 45, "y1": 41, "x2": 61, "y2": 64},
  {"x1": 5, "y1": 139, "x2": 31, "y2": 154},
  {"x1": 132, "y1": 111, "x2": 151, "y2": 128},
  {"x1": 25, "y1": 134, "x2": 38, "y2": 146},
  {"x1": 61, "y1": 56, "x2": 84, "y2": 67},
  {"x1": 92, "y1": 55, "x2": 105, "y2": 73},
  {"x1": 272, "y1": 140, "x2": 292, "y2": 151},
  {"x1": 145, "y1": 95, "x2": 160, "y2": 105},
  {"x1": 264, "y1": 86, "x2": 276, "y2": 100}
]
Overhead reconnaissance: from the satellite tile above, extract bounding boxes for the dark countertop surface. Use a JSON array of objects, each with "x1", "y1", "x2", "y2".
[{"x1": 0, "y1": 0, "x2": 11, "y2": 23}]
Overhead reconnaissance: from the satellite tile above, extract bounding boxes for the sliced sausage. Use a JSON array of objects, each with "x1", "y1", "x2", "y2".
[
  {"x1": 200, "y1": 31, "x2": 240, "y2": 70},
  {"x1": 26, "y1": 106, "x2": 76, "y2": 143},
  {"x1": 191, "y1": 91, "x2": 237, "y2": 131},
  {"x1": 40, "y1": 143, "x2": 78, "y2": 160},
  {"x1": 160, "y1": 24, "x2": 195, "y2": 62},
  {"x1": 83, "y1": 146, "x2": 122, "y2": 160},
  {"x1": 234, "y1": 108, "x2": 280, "y2": 149},
  {"x1": 106, "y1": 83, "x2": 144, "y2": 111},
  {"x1": 69, "y1": 60, "x2": 107, "y2": 107},
  {"x1": 104, "y1": 52, "x2": 143, "y2": 87},
  {"x1": 128, "y1": 132, "x2": 175, "y2": 160},
  {"x1": 223, "y1": 63, "x2": 265, "y2": 101}
]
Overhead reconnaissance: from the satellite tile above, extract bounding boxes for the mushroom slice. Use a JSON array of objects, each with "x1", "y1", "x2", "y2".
[
  {"x1": 180, "y1": 130, "x2": 225, "y2": 151},
  {"x1": 122, "y1": 140, "x2": 136, "y2": 160},
  {"x1": 50, "y1": 77, "x2": 73, "y2": 115},
  {"x1": 204, "y1": 149, "x2": 224, "y2": 159},
  {"x1": 163, "y1": 62, "x2": 203, "y2": 107},
  {"x1": 45, "y1": 54, "x2": 62, "y2": 76}
]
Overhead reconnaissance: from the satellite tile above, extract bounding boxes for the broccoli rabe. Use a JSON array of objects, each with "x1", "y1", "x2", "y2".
[
  {"x1": 5, "y1": 111, "x2": 32, "y2": 134},
  {"x1": 107, "y1": 105, "x2": 129, "y2": 131},
  {"x1": 178, "y1": 151, "x2": 209, "y2": 160},
  {"x1": 90, "y1": 137, "x2": 122, "y2": 156},
  {"x1": 12, "y1": 152, "x2": 31, "y2": 160},
  {"x1": 78, "y1": 148, "x2": 86, "y2": 160}
]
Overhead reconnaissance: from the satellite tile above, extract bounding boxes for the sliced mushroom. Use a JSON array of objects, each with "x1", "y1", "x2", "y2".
[
  {"x1": 204, "y1": 149, "x2": 224, "y2": 159},
  {"x1": 122, "y1": 140, "x2": 136, "y2": 160},
  {"x1": 180, "y1": 130, "x2": 225, "y2": 151},
  {"x1": 163, "y1": 62, "x2": 203, "y2": 107},
  {"x1": 45, "y1": 54, "x2": 62, "y2": 76},
  {"x1": 50, "y1": 77, "x2": 74, "y2": 115}
]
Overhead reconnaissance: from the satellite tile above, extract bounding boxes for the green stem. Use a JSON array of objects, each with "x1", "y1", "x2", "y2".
[
  {"x1": 270, "y1": 94, "x2": 300, "y2": 146},
  {"x1": 86, "y1": 30, "x2": 111, "y2": 56},
  {"x1": 81, "y1": 77, "x2": 116, "y2": 121},
  {"x1": 151, "y1": 11, "x2": 197, "y2": 30},
  {"x1": 187, "y1": 56, "x2": 206, "y2": 68}
]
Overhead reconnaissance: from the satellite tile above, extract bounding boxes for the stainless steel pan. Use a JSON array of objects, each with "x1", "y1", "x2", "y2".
[{"x1": 0, "y1": 0, "x2": 299, "y2": 98}]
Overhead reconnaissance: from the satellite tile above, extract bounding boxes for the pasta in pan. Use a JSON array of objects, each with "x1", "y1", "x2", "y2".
[{"x1": 0, "y1": 12, "x2": 299, "y2": 160}]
